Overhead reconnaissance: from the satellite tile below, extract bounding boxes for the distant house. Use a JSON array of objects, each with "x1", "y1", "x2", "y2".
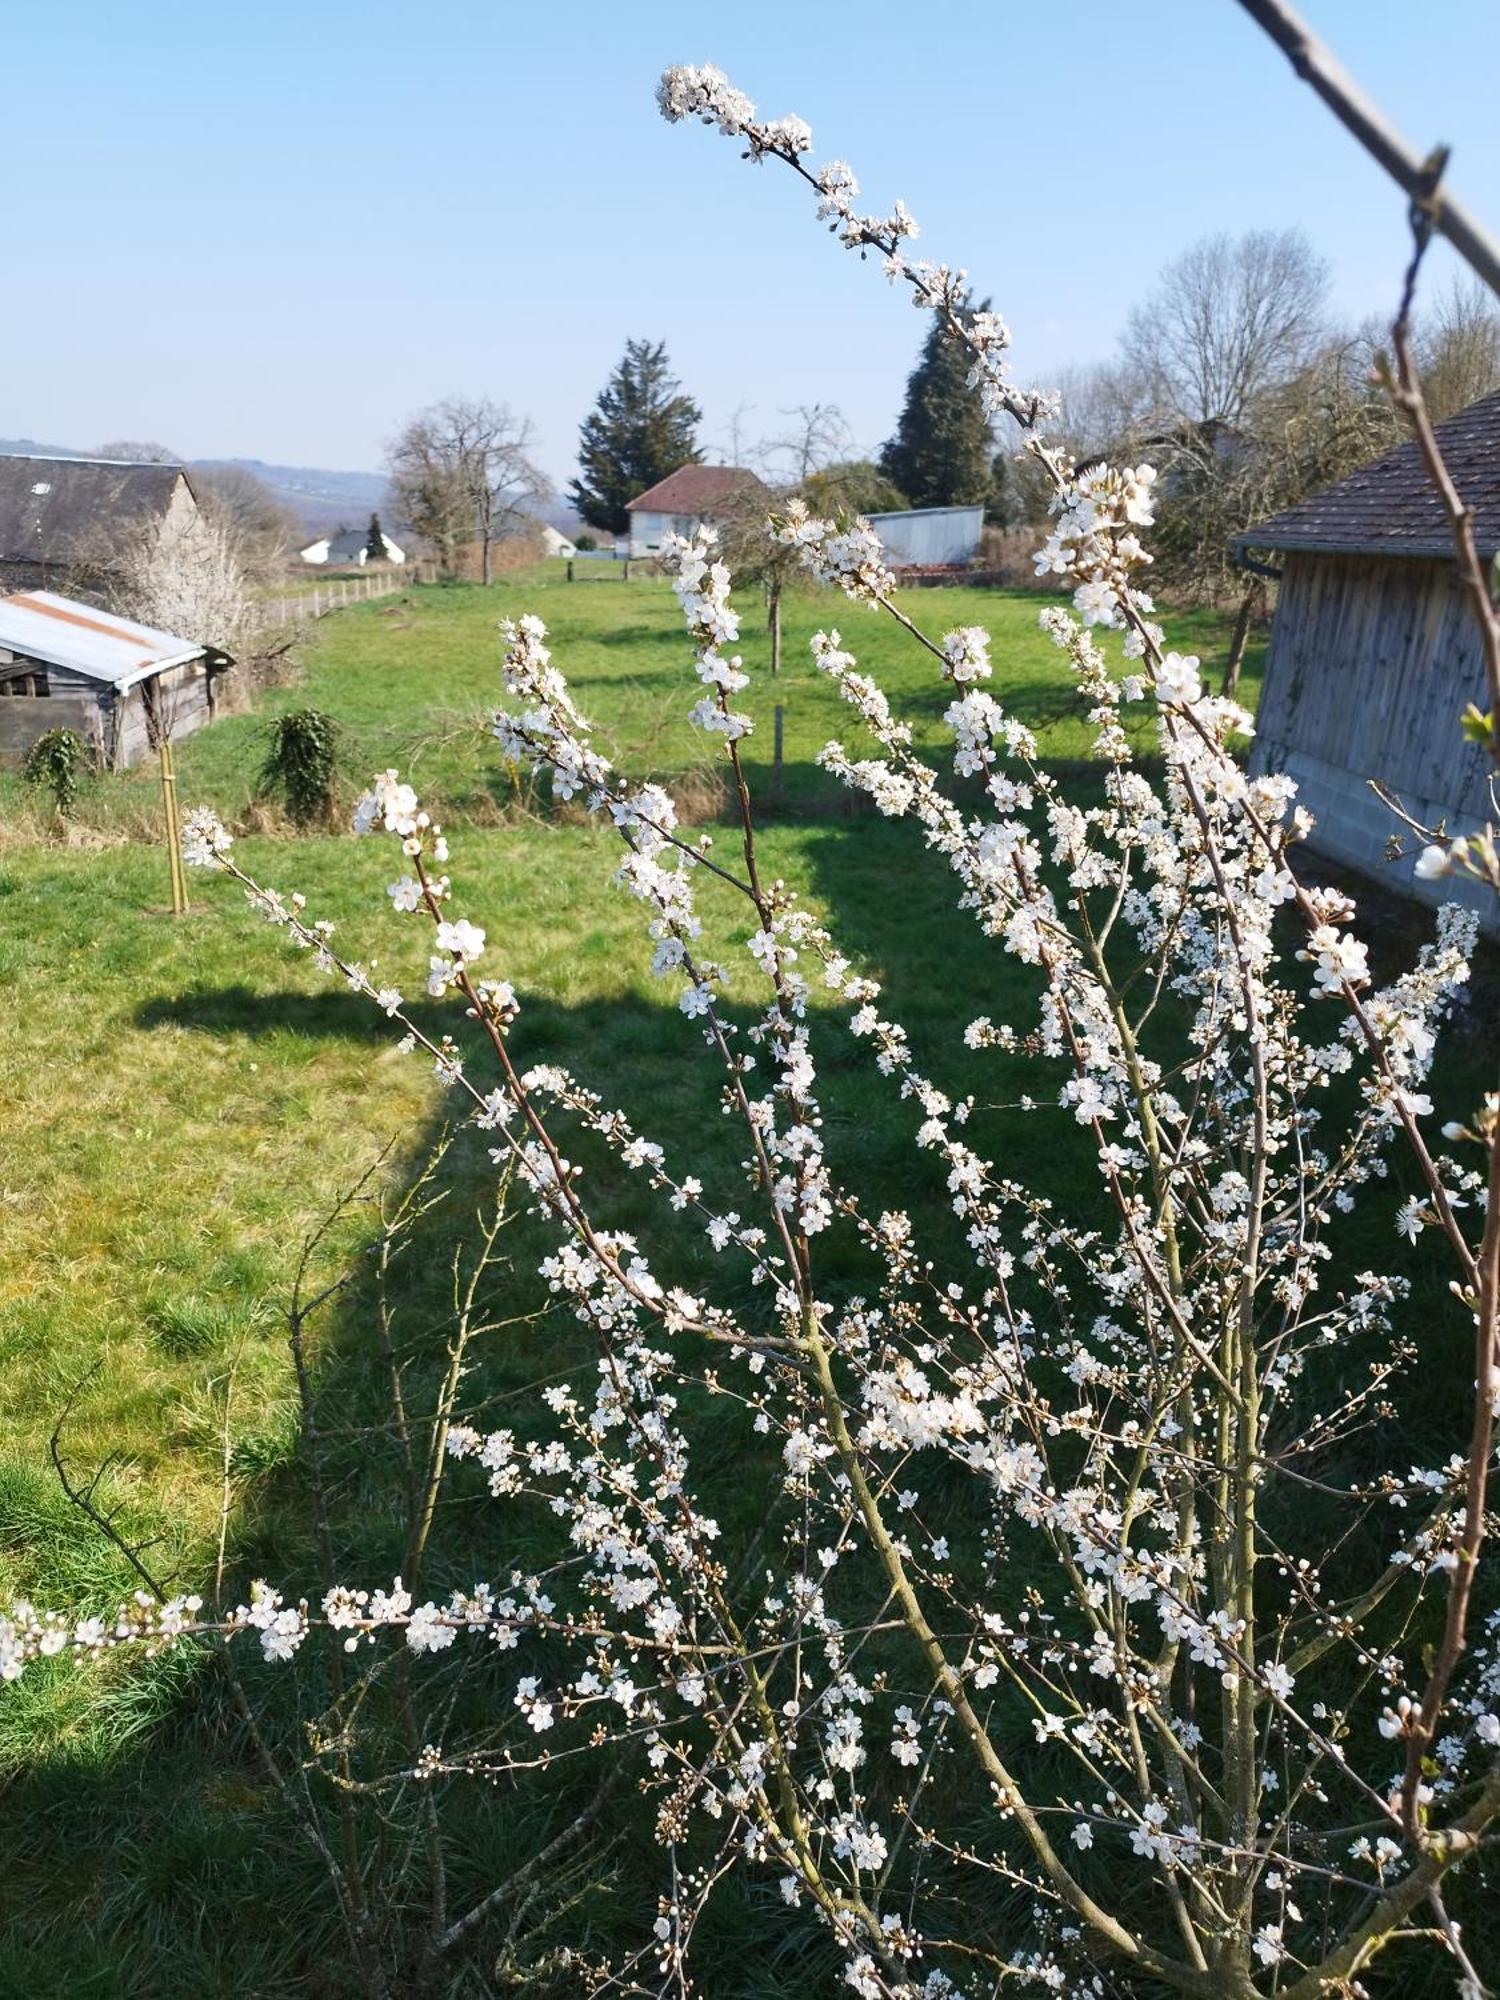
[
  {"x1": 540, "y1": 524, "x2": 577, "y2": 559},
  {"x1": 0, "y1": 589, "x2": 230, "y2": 769},
  {"x1": 866, "y1": 504, "x2": 984, "y2": 569},
  {"x1": 625, "y1": 465, "x2": 768, "y2": 557},
  {"x1": 299, "y1": 528, "x2": 405, "y2": 566},
  {"x1": 0, "y1": 453, "x2": 204, "y2": 595},
  {"x1": 1235, "y1": 387, "x2": 1500, "y2": 926}
]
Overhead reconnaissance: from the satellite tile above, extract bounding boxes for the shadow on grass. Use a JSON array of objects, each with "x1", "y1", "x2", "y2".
[{"x1": 5, "y1": 810, "x2": 1490, "y2": 1999}]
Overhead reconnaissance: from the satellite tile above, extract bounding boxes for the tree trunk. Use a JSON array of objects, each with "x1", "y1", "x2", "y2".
[
  {"x1": 482, "y1": 532, "x2": 493, "y2": 588},
  {"x1": 1221, "y1": 579, "x2": 1264, "y2": 701}
]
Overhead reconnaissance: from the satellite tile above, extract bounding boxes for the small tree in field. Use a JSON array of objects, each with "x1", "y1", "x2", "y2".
[
  {"x1": 259, "y1": 709, "x2": 340, "y2": 826},
  {"x1": 364, "y1": 512, "x2": 386, "y2": 564},
  {"x1": 22, "y1": 727, "x2": 88, "y2": 819},
  {"x1": 13, "y1": 58, "x2": 1500, "y2": 2000}
]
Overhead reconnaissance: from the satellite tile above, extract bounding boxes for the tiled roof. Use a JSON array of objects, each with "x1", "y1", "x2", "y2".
[
  {"x1": 626, "y1": 464, "x2": 767, "y2": 513},
  {"x1": 0, "y1": 455, "x2": 187, "y2": 565},
  {"x1": 1236, "y1": 389, "x2": 1500, "y2": 557}
]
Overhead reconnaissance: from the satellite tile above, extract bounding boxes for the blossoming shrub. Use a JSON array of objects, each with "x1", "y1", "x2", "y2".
[{"x1": 9, "y1": 66, "x2": 1500, "y2": 2000}]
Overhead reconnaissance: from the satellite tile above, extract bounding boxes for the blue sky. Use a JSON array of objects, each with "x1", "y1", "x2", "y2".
[{"x1": 7, "y1": 1, "x2": 1498, "y2": 486}]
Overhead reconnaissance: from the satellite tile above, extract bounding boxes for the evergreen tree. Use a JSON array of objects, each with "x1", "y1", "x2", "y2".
[
  {"x1": 570, "y1": 339, "x2": 702, "y2": 535},
  {"x1": 878, "y1": 306, "x2": 996, "y2": 511},
  {"x1": 365, "y1": 512, "x2": 386, "y2": 563}
]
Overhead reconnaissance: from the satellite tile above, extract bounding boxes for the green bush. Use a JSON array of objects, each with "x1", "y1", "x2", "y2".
[
  {"x1": 257, "y1": 708, "x2": 339, "y2": 826},
  {"x1": 21, "y1": 727, "x2": 89, "y2": 819}
]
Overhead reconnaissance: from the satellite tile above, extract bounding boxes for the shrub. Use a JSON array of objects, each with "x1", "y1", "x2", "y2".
[
  {"x1": 258, "y1": 709, "x2": 339, "y2": 826},
  {"x1": 21, "y1": 727, "x2": 89, "y2": 819}
]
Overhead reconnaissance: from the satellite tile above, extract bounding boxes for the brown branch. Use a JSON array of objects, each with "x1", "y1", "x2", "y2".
[{"x1": 1235, "y1": 0, "x2": 1500, "y2": 299}]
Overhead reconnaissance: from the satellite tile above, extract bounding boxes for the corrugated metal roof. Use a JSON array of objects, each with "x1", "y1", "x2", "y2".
[
  {"x1": 865, "y1": 505, "x2": 985, "y2": 525},
  {"x1": 0, "y1": 455, "x2": 188, "y2": 566},
  {"x1": 0, "y1": 590, "x2": 203, "y2": 689},
  {"x1": 1236, "y1": 388, "x2": 1500, "y2": 557}
]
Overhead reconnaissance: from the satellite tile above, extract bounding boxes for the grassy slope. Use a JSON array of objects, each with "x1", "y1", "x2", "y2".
[
  {"x1": 8, "y1": 570, "x2": 1482, "y2": 1993},
  {"x1": 1, "y1": 565, "x2": 1255, "y2": 836}
]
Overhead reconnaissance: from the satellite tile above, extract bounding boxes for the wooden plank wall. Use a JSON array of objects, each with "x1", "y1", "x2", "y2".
[
  {"x1": 1251, "y1": 551, "x2": 1497, "y2": 928},
  {"x1": 1257, "y1": 553, "x2": 1492, "y2": 816}
]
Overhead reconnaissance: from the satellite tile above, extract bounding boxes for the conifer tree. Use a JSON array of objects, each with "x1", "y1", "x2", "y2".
[
  {"x1": 570, "y1": 339, "x2": 702, "y2": 535},
  {"x1": 365, "y1": 512, "x2": 386, "y2": 563},
  {"x1": 878, "y1": 306, "x2": 996, "y2": 510}
]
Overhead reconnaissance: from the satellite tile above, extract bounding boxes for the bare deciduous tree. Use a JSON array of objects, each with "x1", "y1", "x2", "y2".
[
  {"x1": 93, "y1": 439, "x2": 180, "y2": 463},
  {"x1": 763, "y1": 401, "x2": 855, "y2": 485},
  {"x1": 1124, "y1": 228, "x2": 1330, "y2": 430},
  {"x1": 193, "y1": 464, "x2": 301, "y2": 575},
  {"x1": 387, "y1": 399, "x2": 551, "y2": 584},
  {"x1": 1417, "y1": 278, "x2": 1500, "y2": 421}
]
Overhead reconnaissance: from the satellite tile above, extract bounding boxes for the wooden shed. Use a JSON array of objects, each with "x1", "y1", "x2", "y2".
[
  {"x1": 0, "y1": 590, "x2": 229, "y2": 769},
  {"x1": 1235, "y1": 390, "x2": 1500, "y2": 927}
]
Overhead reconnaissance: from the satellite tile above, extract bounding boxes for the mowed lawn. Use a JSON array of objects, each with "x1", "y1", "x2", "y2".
[
  {"x1": 39, "y1": 568, "x2": 1497, "y2": 1996},
  {"x1": 0, "y1": 563, "x2": 1259, "y2": 838},
  {"x1": 1, "y1": 567, "x2": 1261, "y2": 1558}
]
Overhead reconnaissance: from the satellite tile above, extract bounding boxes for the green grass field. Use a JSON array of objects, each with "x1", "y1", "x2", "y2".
[
  {"x1": 4, "y1": 568, "x2": 1488, "y2": 1995},
  {"x1": 1, "y1": 565, "x2": 1254, "y2": 839}
]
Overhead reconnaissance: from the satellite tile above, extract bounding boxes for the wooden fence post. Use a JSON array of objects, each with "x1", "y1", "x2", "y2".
[{"x1": 159, "y1": 735, "x2": 187, "y2": 915}]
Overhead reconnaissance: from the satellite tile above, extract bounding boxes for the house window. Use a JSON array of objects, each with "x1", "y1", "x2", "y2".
[{"x1": 0, "y1": 669, "x2": 49, "y2": 697}]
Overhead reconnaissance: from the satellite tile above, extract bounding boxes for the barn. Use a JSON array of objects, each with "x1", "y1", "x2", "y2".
[
  {"x1": 0, "y1": 453, "x2": 204, "y2": 594},
  {"x1": 0, "y1": 590, "x2": 229, "y2": 769},
  {"x1": 1234, "y1": 389, "x2": 1500, "y2": 926},
  {"x1": 866, "y1": 503, "x2": 984, "y2": 569}
]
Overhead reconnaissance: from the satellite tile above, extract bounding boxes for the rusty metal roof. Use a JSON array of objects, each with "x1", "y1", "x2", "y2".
[
  {"x1": 0, "y1": 453, "x2": 189, "y2": 566},
  {"x1": 0, "y1": 590, "x2": 203, "y2": 689},
  {"x1": 1236, "y1": 388, "x2": 1500, "y2": 558},
  {"x1": 626, "y1": 464, "x2": 768, "y2": 513}
]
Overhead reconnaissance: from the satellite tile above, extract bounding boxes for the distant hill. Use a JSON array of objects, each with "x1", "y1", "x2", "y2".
[
  {"x1": 193, "y1": 459, "x2": 390, "y2": 535},
  {"x1": 0, "y1": 439, "x2": 390, "y2": 536}
]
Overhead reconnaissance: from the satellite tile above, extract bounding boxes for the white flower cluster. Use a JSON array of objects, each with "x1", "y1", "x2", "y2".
[
  {"x1": 1033, "y1": 462, "x2": 1160, "y2": 638},
  {"x1": 659, "y1": 528, "x2": 753, "y2": 741},
  {"x1": 772, "y1": 497, "x2": 896, "y2": 602}
]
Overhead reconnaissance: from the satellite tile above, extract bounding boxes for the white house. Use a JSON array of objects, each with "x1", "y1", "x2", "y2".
[
  {"x1": 540, "y1": 524, "x2": 577, "y2": 559},
  {"x1": 624, "y1": 465, "x2": 768, "y2": 558},
  {"x1": 299, "y1": 528, "x2": 405, "y2": 567}
]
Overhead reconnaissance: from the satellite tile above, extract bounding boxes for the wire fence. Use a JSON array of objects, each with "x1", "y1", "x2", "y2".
[{"x1": 258, "y1": 563, "x2": 438, "y2": 628}]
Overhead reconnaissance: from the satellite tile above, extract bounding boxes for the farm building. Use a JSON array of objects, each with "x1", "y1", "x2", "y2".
[
  {"x1": 299, "y1": 527, "x2": 405, "y2": 566},
  {"x1": 1235, "y1": 389, "x2": 1500, "y2": 926},
  {"x1": 0, "y1": 452, "x2": 204, "y2": 594},
  {"x1": 540, "y1": 524, "x2": 577, "y2": 559},
  {"x1": 625, "y1": 465, "x2": 768, "y2": 557},
  {"x1": 0, "y1": 590, "x2": 230, "y2": 769},
  {"x1": 866, "y1": 503, "x2": 984, "y2": 568}
]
